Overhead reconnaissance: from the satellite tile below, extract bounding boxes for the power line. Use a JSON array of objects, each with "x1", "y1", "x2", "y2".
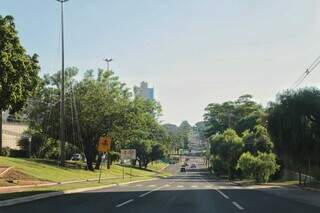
[{"x1": 292, "y1": 55, "x2": 320, "y2": 89}]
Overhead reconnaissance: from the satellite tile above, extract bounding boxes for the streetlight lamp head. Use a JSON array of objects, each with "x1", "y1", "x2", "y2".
[{"x1": 104, "y1": 58, "x2": 113, "y2": 62}]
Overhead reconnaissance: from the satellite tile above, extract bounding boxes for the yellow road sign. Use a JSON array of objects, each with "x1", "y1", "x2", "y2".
[{"x1": 98, "y1": 136, "x2": 111, "y2": 153}]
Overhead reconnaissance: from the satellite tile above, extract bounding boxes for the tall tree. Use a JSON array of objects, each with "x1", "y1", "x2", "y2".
[
  {"x1": 210, "y1": 129, "x2": 244, "y2": 179},
  {"x1": 0, "y1": 15, "x2": 40, "y2": 153},
  {"x1": 268, "y1": 88, "x2": 320, "y2": 183}
]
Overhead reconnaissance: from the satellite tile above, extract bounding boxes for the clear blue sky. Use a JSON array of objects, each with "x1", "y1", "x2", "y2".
[{"x1": 2, "y1": 0, "x2": 320, "y2": 125}]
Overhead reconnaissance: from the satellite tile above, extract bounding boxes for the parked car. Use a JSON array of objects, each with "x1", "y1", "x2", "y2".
[
  {"x1": 180, "y1": 166, "x2": 186, "y2": 172},
  {"x1": 70, "y1": 153, "x2": 82, "y2": 161},
  {"x1": 191, "y1": 164, "x2": 196, "y2": 168}
]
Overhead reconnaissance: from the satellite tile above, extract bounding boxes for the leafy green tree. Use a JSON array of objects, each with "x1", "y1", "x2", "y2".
[
  {"x1": 268, "y1": 88, "x2": 320, "y2": 183},
  {"x1": 242, "y1": 125, "x2": 274, "y2": 155},
  {"x1": 0, "y1": 15, "x2": 40, "y2": 153},
  {"x1": 134, "y1": 140, "x2": 153, "y2": 168},
  {"x1": 177, "y1": 121, "x2": 192, "y2": 149},
  {"x1": 210, "y1": 129, "x2": 244, "y2": 179},
  {"x1": 237, "y1": 152, "x2": 279, "y2": 183},
  {"x1": 151, "y1": 143, "x2": 165, "y2": 161},
  {"x1": 204, "y1": 95, "x2": 265, "y2": 137}
]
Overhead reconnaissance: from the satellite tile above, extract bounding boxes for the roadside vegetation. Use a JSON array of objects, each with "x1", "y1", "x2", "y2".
[
  {"x1": 0, "y1": 157, "x2": 167, "y2": 183},
  {"x1": 201, "y1": 91, "x2": 320, "y2": 185}
]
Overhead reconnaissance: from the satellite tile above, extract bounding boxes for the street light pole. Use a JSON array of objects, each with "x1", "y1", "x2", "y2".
[
  {"x1": 104, "y1": 58, "x2": 113, "y2": 71},
  {"x1": 57, "y1": 0, "x2": 68, "y2": 166}
]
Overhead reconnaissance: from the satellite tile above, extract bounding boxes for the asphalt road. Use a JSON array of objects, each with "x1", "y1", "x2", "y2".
[{"x1": 1, "y1": 159, "x2": 320, "y2": 213}]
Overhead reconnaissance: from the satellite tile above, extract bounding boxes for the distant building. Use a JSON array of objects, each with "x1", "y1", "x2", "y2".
[{"x1": 134, "y1": 81, "x2": 154, "y2": 100}]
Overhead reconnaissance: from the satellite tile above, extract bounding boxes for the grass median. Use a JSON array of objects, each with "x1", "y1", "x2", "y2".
[{"x1": 0, "y1": 157, "x2": 170, "y2": 201}]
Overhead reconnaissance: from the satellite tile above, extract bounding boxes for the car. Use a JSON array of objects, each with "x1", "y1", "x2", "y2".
[
  {"x1": 191, "y1": 164, "x2": 196, "y2": 168},
  {"x1": 70, "y1": 153, "x2": 82, "y2": 161},
  {"x1": 180, "y1": 167, "x2": 186, "y2": 172}
]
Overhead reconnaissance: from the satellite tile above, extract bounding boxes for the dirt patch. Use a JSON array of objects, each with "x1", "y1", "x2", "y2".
[{"x1": 2, "y1": 169, "x2": 36, "y2": 181}]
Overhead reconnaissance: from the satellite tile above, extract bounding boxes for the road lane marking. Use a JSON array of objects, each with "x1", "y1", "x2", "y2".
[
  {"x1": 139, "y1": 191, "x2": 153, "y2": 198},
  {"x1": 205, "y1": 185, "x2": 212, "y2": 188},
  {"x1": 216, "y1": 189, "x2": 230, "y2": 199},
  {"x1": 139, "y1": 184, "x2": 167, "y2": 198},
  {"x1": 116, "y1": 199, "x2": 134, "y2": 208},
  {"x1": 232, "y1": 201, "x2": 244, "y2": 210},
  {"x1": 148, "y1": 184, "x2": 156, "y2": 187},
  {"x1": 177, "y1": 185, "x2": 184, "y2": 188},
  {"x1": 135, "y1": 184, "x2": 142, "y2": 187},
  {"x1": 191, "y1": 185, "x2": 198, "y2": 188},
  {"x1": 164, "y1": 184, "x2": 170, "y2": 187}
]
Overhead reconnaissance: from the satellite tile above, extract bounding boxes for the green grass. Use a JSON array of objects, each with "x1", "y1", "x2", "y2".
[
  {"x1": 0, "y1": 175, "x2": 154, "y2": 201},
  {"x1": 147, "y1": 161, "x2": 168, "y2": 172},
  {"x1": 0, "y1": 157, "x2": 165, "y2": 183}
]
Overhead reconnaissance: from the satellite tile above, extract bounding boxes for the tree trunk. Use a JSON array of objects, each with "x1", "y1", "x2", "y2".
[
  {"x1": 0, "y1": 113, "x2": 2, "y2": 155},
  {"x1": 85, "y1": 145, "x2": 94, "y2": 171},
  {"x1": 298, "y1": 168, "x2": 302, "y2": 185},
  {"x1": 107, "y1": 153, "x2": 111, "y2": 169},
  {"x1": 95, "y1": 152, "x2": 102, "y2": 170}
]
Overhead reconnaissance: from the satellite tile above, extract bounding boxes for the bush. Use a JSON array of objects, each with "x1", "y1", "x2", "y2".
[
  {"x1": 38, "y1": 138, "x2": 60, "y2": 160},
  {"x1": 237, "y1": 152, "x2": 279, "y2": 183},
  {"x1": 210, "y1": 156, "x2": 227, "y2": 177},
  {"x1": 9, "y1": 149, "x2": 27, "y2": 158},
  {"x1": 1, "y1": 147, "x2": 11, "y2": 156}
]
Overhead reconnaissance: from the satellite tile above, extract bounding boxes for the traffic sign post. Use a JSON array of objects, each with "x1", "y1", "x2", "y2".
[
  {"x1": 98, "y1": 136, "x2": 111, "y2": 153},
  {"x1": 97, "y1": 136, "x2": 112, "y2": 183},
  {"x1": 120, "y1": 149, "x2": 136, "y2": 180}
]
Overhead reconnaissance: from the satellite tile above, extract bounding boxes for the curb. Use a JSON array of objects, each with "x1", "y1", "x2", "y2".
[
  {"x1": 0, "y1": 177, "x2": 119, "y2": 192},
  {"x1": 0, "y1": 178, "x2": 158, "y2": 207}
]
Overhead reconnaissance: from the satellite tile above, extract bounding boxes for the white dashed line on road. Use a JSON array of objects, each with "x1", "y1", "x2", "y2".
[
  {"x1": 215, "y1": 189, "x2": 230, "y2": 199},
  {"x1": 139, "y1": 184, "x2": 167, "y2": 198},
  {"x1": 191, "y1": 185, "x2": 198, "y2": 188},
  {"x1": 177, "y1": 185, "x2": 184, "y2": 188},
  {"x1": 232, "y1": 201, "x2": 244, "y2": 210},
  {"x1": 135, "y1": 184, "x2": 142, "y2": 187},
  {"x1": 116, "y1": 199, "x2": 134, "y2": 208},
  {"x1": 148, "y1": 185, "x2": 156, "y2": 187}
]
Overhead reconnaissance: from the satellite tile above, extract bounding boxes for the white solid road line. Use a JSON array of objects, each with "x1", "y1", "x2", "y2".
[
  {"x1": 177, "y1": 185, "x2": 184, "y2": 188},
  {"x1": 191, "y1": 185, "x2": 198, "y2": 188},
  {"x1": 232, "y1": 201, "x2": 244, "y2": 210},
  {"x1": 116, "y1": 199, "x2": 134, "y2": 208},
  {"x1": 215, "y1": 189, "x2": 230, "y2": 199}
]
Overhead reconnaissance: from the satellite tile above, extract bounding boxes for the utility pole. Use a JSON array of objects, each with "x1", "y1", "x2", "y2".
[
  {"x1": 104, "y1": 58, "x2": 113, "y2": 71},
  {"x1": 57, "y1": 0, "x2": 68, "y2": 166}
]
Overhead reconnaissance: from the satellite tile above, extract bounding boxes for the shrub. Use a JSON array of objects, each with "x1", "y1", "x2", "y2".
[
  {"x1": 1, "y1": 147, "x2": 11, "y2": 156},
  {"x1": 237, "y1": 152, "x2": 279, "y2": 183},
  {"x1": 210, "y1": 156, "x2": 227, "y2": 177},
  {"x1": 9, "y1": 149, "x2": 27, "y2": 158}
]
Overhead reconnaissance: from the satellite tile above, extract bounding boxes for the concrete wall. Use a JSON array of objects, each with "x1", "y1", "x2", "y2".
[{"x1": 1, "y1": 122, "x2": 28, "y2": 149}]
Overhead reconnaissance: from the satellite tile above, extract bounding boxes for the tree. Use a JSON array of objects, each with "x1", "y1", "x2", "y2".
[
  {"x1": 268, "y1": 88, "x2": 320, "y2": 184},
  {"x1": 210, "y1": 129, "x2": 244, "y2": 179},
  {"x1": 0, "y1": 15, "x2": 40, "y2": 153},
  {"x1": 151, "y1": 143, "x2": 165, "y2": 161},
  {"x1": 242, "y1": 125, "x2": 274, "y2": 155},
  {"x1": 204, "y1": 95, "x2": 265, "y2": 138},
  {"x1": 177, "y1": 121, "x2": 192, "y2": 149},
  {"x1": 237, "y1": 152, "x2": 279, "y2": 183}
]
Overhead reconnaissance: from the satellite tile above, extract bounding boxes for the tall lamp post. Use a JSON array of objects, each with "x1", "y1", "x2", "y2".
[
  {"x1": 104, "y1": 58, "x2": 113, "y2": 71},
  {"x1": 57, "y1": 0, "x2": 68, "y2": 166}
]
